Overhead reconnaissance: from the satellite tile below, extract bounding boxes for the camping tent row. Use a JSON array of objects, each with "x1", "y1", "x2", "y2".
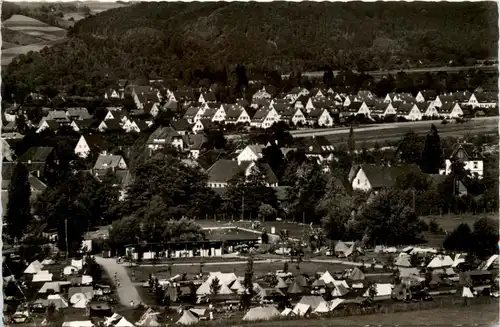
[{"x1": 334, "y1": 241, "x2": 363, "y2": 258}]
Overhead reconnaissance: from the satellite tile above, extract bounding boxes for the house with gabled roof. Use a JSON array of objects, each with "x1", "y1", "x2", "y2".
[
  {"x1": 452, "y1": 91, "x2": 472, "y2": 104},
  {"x1": 285, "y1": 87, "x2": 310, "y2": 103},
  {"x1": 206, "y1": 160, "x2": 278, "y2": 188},
  {"x1": 198, "y1": 92, "x2": 217, "y2": 104},
  {"x1": 66, "y1": 108, "x2": 92, "y2": 121},
  {"x1": 301, "y1": 136, "x2": 335, "y2": 163},
  {"x1": 97, "y1": 119, "x2": 122, "y2": 132},
  {"x1": 74, "y1": 134, "x2": 112, "y2": 158},
  {"x1": 147, "y1": 126, "x2": 184, "y2": 153},
  {"x1": 17, "y1": 146, "x2": 56, "y2": 178},
  {"x1": 36, "y1": 119, "x2": 60, "y2": 134},
  {"x1": 310, "y1": 88, "x2": 327, "y2": 99},
  {"x1": 183, "y1": 106, "x2": 203, "y2": 124},
  {"x1": 467, "y1": 92, "x2": 498, "y2": 108},
  {"x1": 252, "y1": 89, "x2": 272, "y2": 101},
  {"x1": 417, "y1": 102, "x2": 439, "y2": 118},
  {"x1": 343, "y1": 95, "x2": 356, "y2": 107},
  {"x1": 183, "y1": 134, "x2": 208, "y2": 159},
  {"x1": 200, "y1": 108, "x2": 217, "y2": 121},
  {"x1": 170, "y1": 119, "x2": 193, "y2": 135},
  {"x1": 143, "y1": 102, "x2": 160, "y2": 117},
  {"x1": 270, "y1": 101, "x2": 290, "y2": 114},
  {"x1": 171, "y1": 89, "x2": 196, "y2": 104},
  {"x1": 434, "y1": 95, "x2": 456, "y2": 108},
  {"x1": 305, "y1": 98, "x2": 335, "y2": 113},
  {"x1": 396, "y1": 103, "x2": 422, "y2": 121},
  {"x1": 104, "y1": 110, "x2": 130, "y2": 124},
  {"x1": 93, "y1": 154, "x2": 127, "y2": 177},
  {"x1": 306, "y1": 109, "x2": 333, "y2": 127},
  {"x1": 163, "y1": 100, "x2": 180, "y2": 112},
  {"x1": 370, "y1": 102, "x2": 396, "y2": 118},
  {"x1": 416, "y1": 90, "x2": 438, "y2": 102},
  {"x1": 343, "y1": 101, "x2": 370, "y2": 117},
  {"x1": 46, "y1": 110, "x2": 70, "y2": 122},
  {"x1": 385, "y1": 92, "x2": 415, "y2": 104},
  {"x1": 356, "y1": 90, "x2": 375, "y2": 103},
  {"x1": 251, "y1": 98, "x2": 271, "y2": 110},
  {"x1": 237, "y1": 144, "x2": 266, "y2": 163},
  {"x1": 225, "y1": 107, "x2": 251, "y2": 125},
  {"x1": 350, "y1": 164, "x2": 422, "y2": 192},
  {"x1": 438, "y1": 102, "x2": 463, "y2": 119},
  {"x1": 104, "y1": 88, "x2": 124, "y2": 100},
  {"x1": 192, "y1": 119, "x2": 215, "y2": 134},
  {"x1": 211, "y1": 106, "x2": 227, "y2": 123},
  {"x1": 279, "y1": 108, "x2": 306, "y2": 125},
  {"x1": 251, "y1": 108, "x2": 280, "y2": 129},
  {"x1": 441, "y1": 142, "x2": 484, "y2": 178},
  {"x1": 70, "y1": 119, "x2": 95, "y2": 133}
]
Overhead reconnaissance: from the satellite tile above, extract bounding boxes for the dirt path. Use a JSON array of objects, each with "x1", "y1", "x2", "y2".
[{"x1": 95, "y1": 256, "x2": 142, "y2": 306}]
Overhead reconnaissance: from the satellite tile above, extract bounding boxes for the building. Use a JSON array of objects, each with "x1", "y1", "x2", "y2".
[
  {"x1": 237, "y1": 145, "x2": 266, "y2": 163},
  {"x1": 350, "y1": 164, "x2": 422, "y2": 192},
  {"x1": 17, "y1": 147, "x2": 57, "y2": 178},
  {"x1": 250, "y1": 108, "x2": 280, "y2": 129},
  {"x1": 146, "y1": 126, "x2": 184, "y2": 154},
  {"x1": 74, "y1": 134, "x2": 112, "y2": 158},
  {"x1": 441, "y1": 142, "x2": 484, "y2": 178},
  {"x1": 206, "y1": 160, "x2": 278, "y2": 188}
]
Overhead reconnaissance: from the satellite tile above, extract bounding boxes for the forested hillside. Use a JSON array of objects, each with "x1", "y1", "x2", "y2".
[{"x1": 2, "y1": 1, "x2": 498, "y2": 96}]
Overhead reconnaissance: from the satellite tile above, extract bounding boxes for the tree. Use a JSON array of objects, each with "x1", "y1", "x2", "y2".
[
  {"x1": 258, "y1": 204, "x2": 277, "y2": 221},
  {"x1": 471, "y1": 217, "x2": 499, "y2": 259},
  {"x1": 421, "y1": 125, "x2": 442, "y2": 173},
  {"x1": 209, "y1": 276, "x2": 221, "y2": 302},
  {"x1": 397, "y1": 131, "x2": 424, "y2": 165},
  {"x1": 240, "y1": 257, "x2": 255, "y2": 310},
  {"x1": 347, "y1": 126, "x2": 355, "y2": 153},
  {"x1": 261, "y1": 230, "x2": 269, "y2": 244},
  {"x1": 443, "y1": 223, "x2": 473, "y2": 252},
  {"x1": 6, "y1": 163, "x2": 32, "y2": 241},
  {"x1": 204, "y1": 128, "x2": 226, "y2": 150},
  {"x1": 261, "y1": 143, "x2": 285, "y2": 179},
  {"x1": 357, "y1": 189, "x2": 423, "y2": 245}
]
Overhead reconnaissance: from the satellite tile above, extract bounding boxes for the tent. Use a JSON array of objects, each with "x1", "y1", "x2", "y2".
[
  {"x1": 242, "y1": 306, "x2": 280, "y2": 321},
  {"x1": 206, "y1": 272, "x2": 237, "y2": 286},
  {"x1": 73, "y1": 297, "x2": 89, "y2": 309},
  {"x1": 47, "y1": 294, "x2": 69, "y2": 309},
  {"x1": 292, "y1": 303, "x2": 310, "y2": 316},
  {"x1": 395, "y1": 255, "x2": 412, "y2": 267},
  {"x1": 63, "y1": 266, "x2": 79, "y2": 276},
  {"x1": 480, "y1": 254, "x2": 499, "y2": 270},
  {"x1": 334, "y1": 241, "x2": 349, "y2": 255},
  {"x1": 39, "y1": 282, "x2": 62, "y2": 294},
  {"x1": 275, "y1": 276, "x2": 288, "y2": 289},
  {"x1": 287, "y1": 281, "x2": 303, "y2": 295},
  {"x1": 348, "y1": 267, "x2": 365, "y2": 281},
  {"x1": 311, "y1": 279, "x2": 326, "y2": 288},
  {"x1": 24, "y1": 260, "x2": 43, "y2": 274},
  {"x1": 281, "y1": 308, "x2": 295, "y2": 317},
  {"x1": 33, "y1": 273, "x2": 53, "y2": 283},
  {"x1": 331, "y1": 284, "x2": 349, "y2": 297},
  {"x1": 70, "y1": 293, "x2": 87, "y2": 305},
  {"x1": 62, "y1": 321, "x2": 93, "y2": 327},
  {"x1": 104, "y1": 313, "x2": 123, "y2": 326},
  {"x1": 319, "y1": 271, "x2": 335, "y2": 284},
  {"x1": 333, "y1": 280, "x2": 350, "y2": 289},
  {"x1": 452, "y1": 254, "x2": 466, "y2": 268},
  {"x1": 398, "y1": 267, "x2": 420, "y2": 278},
  {"x1": 41, "y1": 259, "x2": 55, "y2": 265},
  {"x1": 253, "y1": 283, "x2": 265, "y2": 295},
  {"x1": 363, "y1": 284, "x2": 393, "y2": 297},
  {"x1": 460, "y1": 286, "x2": 474, "y2": 298},
  {"x1": 295, "y1": 275, "x2": 309, "y2": 287},
  {"x1": 218, "y1": 283, "x2": 233, "y2": 295},
  {"x1": 427, "y1": 255, "x2": 453, "y2": 268},
  {"x1": 176, "y1": 310, "x2": 198, "y2": 325},
  {"x1": 68, "y1": 287, "x2": 94, "y2": 300},
  {"x1": 71, "y1": 259, "x2": 84, "y2": 270},
  {"x1": 81, "y1": 276, "x2": 93, "y2": 285},
  {"x1": 115, "y1": 317, "x2": 135, "y2": 327},
  {"x1": 230, "y1": 279, "x2": 245, "y2": 293},
  {"x1": 189, "y1": 308, "x2": 206, "y2": 317},
  {"x1": 296, "y1": 296, "x2": 324, "y2": 311},
  {"x1": 313, "y1": 299, "x2": 345, "y2": 313}
]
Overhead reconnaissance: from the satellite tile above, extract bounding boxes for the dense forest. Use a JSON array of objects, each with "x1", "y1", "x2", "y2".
[{"x1": 2, "y1": 1, "x2": 498, "y2": 97}]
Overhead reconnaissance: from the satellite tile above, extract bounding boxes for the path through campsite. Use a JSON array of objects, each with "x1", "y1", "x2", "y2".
[{"x1": 96, "y1": 256, "x2": 142, "y2": 306}]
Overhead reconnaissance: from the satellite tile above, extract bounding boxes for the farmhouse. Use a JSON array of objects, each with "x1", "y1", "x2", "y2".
[
  {"x1": 350, "y1": 164, "x2": 421, "y2": 192},
  {"x1": 441, "y1": 142, "x2": 484, "y2": 178},
  {"x1": 206, "y1": 160, "x2": 278, "y2": 188}
]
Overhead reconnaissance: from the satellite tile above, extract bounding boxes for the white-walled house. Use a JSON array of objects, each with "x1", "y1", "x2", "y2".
[
  {"x1": 206, "y1": 159, "x2": 278, "y2": 188},
  {"x1": 415, "y1": 90, "x2": 438, "y2": 103},
  {"x1": 146, "y1": 126, "x2": 184, "y2": 153},
  {"x1": 250, "y1": 108, "x2": 280, "y2": 129},
  {"x1": 350, "y1": 164, "x2": 421, "y2": 192},
  {"x1": 74, "y1": 134, "x2": 110, "y2": 158},
  {"x1": 225, "y1": 107, "x2": 251, "y2": 125},
  {"x1": 417, "y1": 102, "x2": 439, "y2": 117},
  {"x1": 344, "y1": 102, "x2": 370, "y2": 117},
  {"x1": 370, "y1": 103, "x2": 396, "y2": 118},
  {"x1": 467, "y1": 92, "x2": 498, "y2": 108},
  {"x1": 306, "y1": 109, "x2": 334, "y2": 127},
  {"x1": 279, "y1": 108, "x2": 306, "y2": 125},
  {"x1": 237, "y1": 145, "x2": 265, "y2": 163},
  {"x1": 212, "y1": 106, "x2": 227, "y2": 123},
  {"x1": 397, "y1": 104, "x2": 422, "y2": 121},
  {"x1": 441, "y1": 143, "x2": 484, "y2": 178},
  {"x1": 438, "y1": 102, "x2": 463, "y2": 119}
]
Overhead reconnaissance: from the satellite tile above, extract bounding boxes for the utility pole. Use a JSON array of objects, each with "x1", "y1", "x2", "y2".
[
  {"x1": 65, "y1": 218, "x2": 69, "y2": 261},
  {"x1": 241, "y1": 188, "x2": 245, "y2": 221},
  {"x1": 412, "y1": 189, "x2": 416, "y2": 213}
]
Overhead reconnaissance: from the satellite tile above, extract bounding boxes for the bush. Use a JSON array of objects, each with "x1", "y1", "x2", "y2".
[{"x1": 428, "y1": 218, "x2": 440, "y2": 233}]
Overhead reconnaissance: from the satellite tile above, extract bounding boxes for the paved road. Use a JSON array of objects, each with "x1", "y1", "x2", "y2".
[{"x1": 95, "y1": 256, "x2": 142, "y2": 306}]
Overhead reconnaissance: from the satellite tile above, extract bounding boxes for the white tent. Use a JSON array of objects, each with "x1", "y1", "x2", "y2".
[
  {"x1": 319, "y1": 271, "x2": 335, "y2": 284},
  {"x1": 363, "y1": 284, "x2": 393, "y2": 297},
  {"x1": 427, "y1": 255, "x2": 454, "y2": 268},
  {"x1": 39, "y1": 282, "x2": 62, "y2": 294},
  {"x1": 218, "y1": 283, "x2": 233, "y2": 295},
  {"x1": 189, "y1": 308, "x2": 206, "y2": 316},
  {"x1": 24, "y1": 260, "x2": 43, "y2": 274},
  {"x1": 206, "y1": 272, "x2": 237, "y2": 286},
  {"x1": 33, "y1": 273, "x2": 53, "y2": 283},
  {"x1": 176, "y1": 310, "x2": 198, "y2": 325},
  {"x1": 47, "y1": 294, "x2": 69, "y2": 309},
  {"x1": 292, "y1": 303, "x2": 310, "y2": 316},
  {"x1": 41, "y1": 259, "x2": 55, "y2": 265},
  {"x1": 281, "y1": 308, "x2": 294, "y2": 317},
  {"x1": 462, "y1": 287, "x2": 474, "y2": 298},
  {"x1": 451, "y1": 253, "x2": 466, "y2": 268},
  {"x1": 410, "y1": 247, "x2": 437, "y2": 255},
  {"x1": 70, "y1": 293, "x2": 87, "y2": 304},
  {"x1": 230, "y1": 279, "x2": 245, "y2": 293},
  {"x1": 242, "y1": 306, "x2": 280, "y2": 321},
  {"x1": 71, "y1": 259, "x2": 84, "y2": 270},
  {"x1": 395, "y1": 255, "x2": 412, "y2": 267},
  {"x1": 331, "y1": 284, "x2": 349, "y2": 297},
  {"x1": 73, "y1": 297, "x2": 89, "y2": 309},
  {"x1": 104, "y1": 313, "x2": 123, "y2": 326},
  {"x1": 115, "y1": 317, "x2": 135, "y2": 327},
  {"x1": 63, "y1": 266, "x2": 79, "y2": 276},
  {"x1": 313, "y1": 299, "x2": 345, "y2": 313},
  {"x1": 275, "y1": 276, "x2": 288, "y2": 289},
  {"x1": 401, "y1": 246, "x2": 413, "y2": 253},
  {"x1": 62, "y1": 321, "x2": 94, "y2": 327},
  {"x1": 480, "y1": 254, "x2": 499, "y2": 270}
]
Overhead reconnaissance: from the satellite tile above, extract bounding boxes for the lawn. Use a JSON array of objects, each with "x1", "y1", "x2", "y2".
[{"x1": 198, "y1": 220, "x2": 312, "y2": 240}]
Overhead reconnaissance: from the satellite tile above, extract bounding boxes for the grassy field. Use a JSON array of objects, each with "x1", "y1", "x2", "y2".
[
  {"x1": 1, "y1": 39, "x2": 67, "y2": 66},
  {"x1": 197, "y1": 220, "x2": 312, "y2": 240}
]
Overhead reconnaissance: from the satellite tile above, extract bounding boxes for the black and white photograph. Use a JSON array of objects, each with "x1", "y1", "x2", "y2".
[{"x1": 1, "y1": 0, "x2": 499, "y2": 326}]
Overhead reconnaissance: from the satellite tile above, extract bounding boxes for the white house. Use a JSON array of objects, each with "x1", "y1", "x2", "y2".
[
  {"x1": 441, "y1": 143, "x2": 484, "y2": 178},
  {"x1": 192, "y1": 119, "x2": 213, "y2": 134},
  {"x1": 280, "y1": 108, "x2": 306, "y2": 125},
  {"x1": 237, "y1": 145, "x2": 265, "y2": 163},
  {"x1": 225, "y1": 107, "x2": 251, "y2": 125},
  {"x1": 252, "y1": 90, "x2": 272, "y2": 100},
  {"x1": 198, "y1": 92, "x2": 217, "y2": 104},
  {"x1": 370, "y1": 103, "x2": 396, "y2": 118},
  {"x1": 74, "y1": 135, "x2": 91, "y2": 158},
  {"x1": 345, "y1": 102, "x2": 370, "y2": 117},
  {"x1": 397, "y1": 104, "x2": 422, "y2": 121},
  {"x1": 104, "y1": 88, "x2": 124, "y2": 100},
  {"x1": 250, "y1": 108, "x2": 280, "y2": 129},
  {"x1": 146, "y1": 126, "x2": 184, "y2": 152},
  {"x1": 417, "y1": 102, "x2": 439, "y2": 117},
  {"x1": 306, "y1": 109, "x2": 334, "y2": 127},
  {"x1": 438, "y1": 102, "x2": 463, "y2": 119},
  {"x1": 212, "y1": 106, "x2": 227, "y2": 123},
  {"x1": 36, "y1": 120, "x2": 59, "y2": 133},
  {"x1": 467, "y1": 92, "x2": 498, "y2": 108},
  {"x1": 343, "y1": 96, "x2": 356, "y2": 107},
  {"x1": 415, "y1": 90, "x2": 438, "y2": 103}
]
